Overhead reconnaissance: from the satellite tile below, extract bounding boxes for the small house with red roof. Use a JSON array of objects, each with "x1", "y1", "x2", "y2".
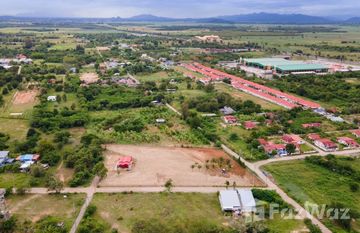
[
  {"x1": 282, "y1": 134, "x2": 305, "y2": 145},
  {"x1": 337, "y1": 137, "x2": 359, "y2": 148},
  {"x1": 307, "y1": 133, "x2": 321, "y2": 141},
  {"x1": 243, "y1": 121, "x2": 258, "y2": 130},
  {"x1": 258, "y1": 138, "x2": 269, "y2": 147},
  {"x1": 117, "y1": 156, "x2": 133, "y2": 169},
  {"x1": 351, "y1": 129, "x2": 360, "y2": 138},
  {"x1": 223, "y1": 115, "x2": 237, "y2": 124},
  {"x1": 314, "y1": 139, "x2": 338, "y2": 152},
  {"x1": 302, "y1": 123, "x2": 321, "y2": 129},
  {"x1": 263, "y1": 144, "x2": 287, "y2": 157}
]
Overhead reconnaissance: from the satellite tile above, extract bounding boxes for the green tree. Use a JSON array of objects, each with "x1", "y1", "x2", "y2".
[{"x1": 164, "y1": 179, "x2": 173, "y2": 192}]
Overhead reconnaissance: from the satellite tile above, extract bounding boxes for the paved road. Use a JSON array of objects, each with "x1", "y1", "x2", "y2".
[{"x1": 221, "y1": 145, "x2": 333, "y2": 233}]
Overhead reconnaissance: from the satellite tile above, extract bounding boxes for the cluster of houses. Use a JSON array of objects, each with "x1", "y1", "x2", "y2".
[
  {"x1": 220, "y1": 106, "x2": 259, "y2": 129},
  {"x1": 307, "y1": 130, "x2": 360, "y2": 152},
  {"x1": 0, "y1": 151, "x2": 41, "y2": 172},
  {"x1": 0, "y1": 54, "x2": 32, "y2": 69},
  {"x1": 258, "y1": 134, "x2": 304, "y2": 156},
  {"x1": 101, "y1": 76, "x2": 139, "y2": 87},
  {"x1": 219, "y1": 189, "x2": 256, "y2": 214}
]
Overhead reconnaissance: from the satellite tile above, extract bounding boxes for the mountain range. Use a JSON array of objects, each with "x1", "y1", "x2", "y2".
[{"x1": 0, "y1": 13, "x2": 359, "y2": 24}]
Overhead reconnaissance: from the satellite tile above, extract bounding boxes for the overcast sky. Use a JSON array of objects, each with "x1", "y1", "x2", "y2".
[{"x1": 1, "y1": 0, "x2": 359, "y2": 18}]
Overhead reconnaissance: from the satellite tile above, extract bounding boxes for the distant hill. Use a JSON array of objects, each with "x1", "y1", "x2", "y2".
[
  {"x1": 216, "y1": 13, "x2": 332, "y2": 24},
  {"x1": 0, "y1": 13, "x2": 358, "y2": 24},
  {"x1": 344, "y1": 17, "x2": 360, "y2": 24}
]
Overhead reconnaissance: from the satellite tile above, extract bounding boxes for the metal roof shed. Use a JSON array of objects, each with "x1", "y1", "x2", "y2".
[
  {"x1": 219, "y1": 190, "x2": 241, "y2": 211},
  {"x1": 237, "y1": 189, "x2": 256, "y2": 213}
]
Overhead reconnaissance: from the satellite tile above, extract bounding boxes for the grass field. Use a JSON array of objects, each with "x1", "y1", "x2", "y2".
[
  {"x1": 0, "y1": 173, "x2": 31, "y2": 189},
  {"x1": 7, "y1": 194, "x2": 85, "y2": 231},
  {"x1": 264, "y1": 159, "x2": 360, "y2": 233},
  {"x1": 135, "y1": 71, "x2": 171, "y2": 83},
  {"x1": 90, "y1": 192, "x2": 306, "y2": 233},
  {"x1": 0, "y1": 118, "x2": 28, "y2": 141}
]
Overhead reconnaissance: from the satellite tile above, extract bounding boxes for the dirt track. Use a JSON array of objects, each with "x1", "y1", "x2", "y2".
[{"x1": 100, "y1": 144, "x2": 264, "y2": 187}]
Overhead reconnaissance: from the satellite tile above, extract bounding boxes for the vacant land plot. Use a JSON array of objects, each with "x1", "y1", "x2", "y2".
[
  {"x1": 12, "y1": 90, "x2": 38, "y2": 105},
  {"x1": 91, "y1": 192, "x2": 306, "y2": 233},
  {"x1": 7, "y1": 194, "x2": 85, "y2": 230},
  {"x1": 136, "y1": 71, "x2": 170, "y2": 83},
  {"x1": 264, "y1": 159, "x2": 360, "y2": 232},
  {"x1": 0, "y1": 118, "x2": 28, "y2": 141},
  {"x1": 80, "y1": 72, "x2": 99, "y2": 84},
  {"x1": 100, "y1": 144, "x2": 264, "y2": 187}
]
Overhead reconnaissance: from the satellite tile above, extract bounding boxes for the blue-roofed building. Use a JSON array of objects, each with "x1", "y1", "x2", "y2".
[{"x1": 17, "y1": 154, "x2": 40, "y2": 162}]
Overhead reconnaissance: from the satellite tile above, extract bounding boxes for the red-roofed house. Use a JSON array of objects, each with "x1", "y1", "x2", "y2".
[
  {"x1": 337, "y1": 137, "x2": 359, "y2": 148},
  {"x1": 307, "y1": 133, "x2": 321, "y2": 141},
  {"x1": 351, "y1": 129, "x2": 360, "y2": 138},
  {"x1": 117, "y1": 156, "x2": 133, "y2": 169},
  {"x1": 263, "y1": 144, "x2": 287, "y2": 156},
  {"x1": 223, "y1": 115, "x2": 237, "y2": 124},
  {"x1": 243, "y1": 121, "x2": 258, "y2": 130},
  {"x1": 282, "y1": 134, "x2": 305, "y2": 145},
  {"x1": 302, "y1": 123, "x2": 321, "y2": 129},
  {"x1": 258, "y1": 138, "x2": 269, "y2": 147},
  {"x1": 314, "y1": 139, "x2": 338, "y2": 152}
]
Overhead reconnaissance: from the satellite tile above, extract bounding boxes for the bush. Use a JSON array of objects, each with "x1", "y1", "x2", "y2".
[{"x1": 349, "y1": 182, "x2": 359, "y2": 192}]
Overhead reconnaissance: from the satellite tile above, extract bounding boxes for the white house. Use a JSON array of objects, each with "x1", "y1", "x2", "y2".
[{"x1": 47, "y1": 96, "x2": 57, "y2": 102}]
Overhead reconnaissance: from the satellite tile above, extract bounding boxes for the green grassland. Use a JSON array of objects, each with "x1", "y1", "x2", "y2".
[
  {"x1": 264, "y1": 158, "x2": 360, "y2": 232},
  {"x1": 6, "y1": 194, "x2": 85, "y2": 231},
  {"x1": 90, "y1": 192, "x2": 306, "y2": 233}
]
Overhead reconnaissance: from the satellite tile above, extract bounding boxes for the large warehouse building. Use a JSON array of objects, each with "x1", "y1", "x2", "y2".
[{"x1": 241, "y1": 58, "x2": 329, "y2": 75}]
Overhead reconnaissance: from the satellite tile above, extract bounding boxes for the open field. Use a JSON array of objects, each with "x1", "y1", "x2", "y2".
[
  {"x1": 135, "y1": 71, "x2": 171, "y2": 82},
  {"x1": 80, "y1": 72, "x2": 99, "y2": 84},
  {"x1": 264, "y1": 159, "x2": 360, "y2": 233},
  {"x1": 6, "y1": 89, "x2": 39, "y2": 114},
  {"x1": 0, "y1": 118, "x2": 28, "y2": 141},
  {"x1": 100, "y1": 144, "x2": 264, "y2": 187},
  {"x1": 6, "y1": 194, "x2": 85, "y2": 230},
  {"x1": 91, "y1": 192, "x2": 306, "y2": 233}
]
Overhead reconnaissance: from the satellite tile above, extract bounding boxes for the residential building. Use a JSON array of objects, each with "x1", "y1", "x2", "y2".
[
  {"x1": 351, "y1": 129, "x2": 360, "y2": 138},
  {"x1": 307, "y1": 133, "x2": 321, "y2": 141},
  {"x1": 337, "y1": 137, "x2": 359, "y2": 148},
  {"x1": 314, "y1": 139, "x2": 338, "y2": 152},
  {"x1": 243, "y1": 121, "x2": 258, "y2": 130},
  {"x1": 223, "y1": 115, "x2": 237, "y2": 124},
  {"x1": 302, "y1": 123, "x2": 321, "y2": 128},
  {"x1": 220, "y1": 106, "x2": 235, "y2": 115},
  {"x1": 47, "y1": 96, "x2": 57, "y2": 102},
  {"x1": 264, "y1": 144, "x2": 287, "y2": 156},
  {"x1": 282, "y1": 134, "x2": 305, "y2": 145}
]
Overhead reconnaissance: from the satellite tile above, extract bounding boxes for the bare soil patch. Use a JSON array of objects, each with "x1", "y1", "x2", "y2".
[
  {"x1": 100, "y1": 144, "x2": 264, "y2": 187},
  {"x1": 80, "y1": 72, "x2": 99, "y2": 84},
  {"x1": 12, "y1": 90, "x2": 38, "y2": 105}
]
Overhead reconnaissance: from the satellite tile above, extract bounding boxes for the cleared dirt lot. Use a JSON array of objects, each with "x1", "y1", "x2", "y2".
[
  {"x1": 100, "y1": 144, "x2": 264, "y2": 187},
  {"x1": 12, "y1": 90, "x2": 38, "y2": 105},
  {"x1": 80, "y1": 72, "x2": 99, "y2": 84}
]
